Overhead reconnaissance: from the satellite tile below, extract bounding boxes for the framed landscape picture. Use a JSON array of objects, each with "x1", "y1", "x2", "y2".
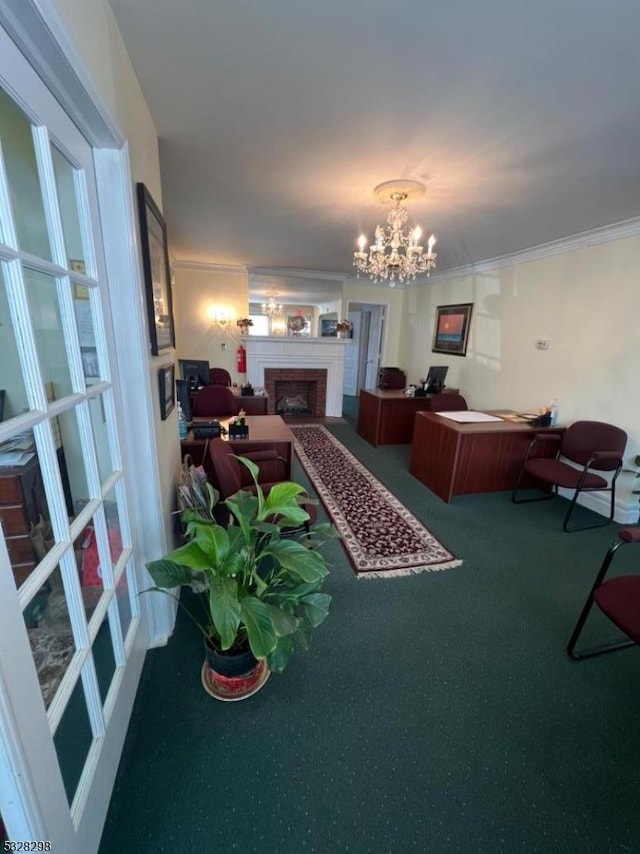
[
  {"x1": 432, "y1": 303, "x2": 473, "y2": 356},
  {"x1": 158, "y1": 363, "x2": 176, "y2": 420},
  {"x1": 136, "y1": 183, "x2": 176, "y2": 355}
]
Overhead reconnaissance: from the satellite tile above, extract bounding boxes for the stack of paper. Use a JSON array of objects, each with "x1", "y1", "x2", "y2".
[
  {"x1": 0, "y1": 431, "x2": 35, "y2": 466},
  {"x1": 436, "y1": 411, "x2": 504, "y2": 423}
]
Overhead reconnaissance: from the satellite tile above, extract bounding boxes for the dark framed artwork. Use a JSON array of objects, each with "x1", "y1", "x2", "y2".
[
  {"x1": 136, "y1": 183, "x2": 175, "y2": 355},
  {"x1": 158, "y1": 363, "x2": 176, "y2": 420},
  {"x1": 432, "y1": 303, "x2": 473, "y2": 356}
]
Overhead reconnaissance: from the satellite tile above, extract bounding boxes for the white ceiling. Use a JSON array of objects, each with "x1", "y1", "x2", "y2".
[{"x1": 109, "y1": 0, "x2": 640, "y2": 294}]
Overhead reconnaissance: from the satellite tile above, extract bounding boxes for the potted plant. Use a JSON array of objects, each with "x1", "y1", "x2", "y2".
[
  {"x1": 237, "y1": 317, "x2": 253, "y2": 335},
  {"x1": 146, "y1": 456, "x2": 335, "y2": 701},
  {"x1": 335, "y1": 319, "x2": 352, "y2": 338}
]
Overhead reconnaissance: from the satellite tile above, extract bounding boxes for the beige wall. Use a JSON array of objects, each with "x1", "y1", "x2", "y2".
[
  {"x1": 343, "y1": 279, "x2": 406, "y2": 367},
  {"x1": 173, "y1": 264, "x2": 249, "y2": 384},
  {"x1": 399, "y1": 235, "x2": 640, "y2": 512}
]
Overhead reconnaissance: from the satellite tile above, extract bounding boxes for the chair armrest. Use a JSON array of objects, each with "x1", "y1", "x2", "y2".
[
  {"x1": 619, "y1": 527, "x2": 640, "y2": 543},
  {"x1": 591, "y1": 451, "x2": 622, "y2": 462},
  {"x1": 244, "y1": 450, "x2": 280, "y2": 462},
  {"x1": 532, "y1": 433, "x2": 562, "y2": 442}
]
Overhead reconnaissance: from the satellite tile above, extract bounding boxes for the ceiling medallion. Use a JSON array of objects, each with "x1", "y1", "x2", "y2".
[{"x1": 353, "y1": 179, "x2": 436, "y2": 287}]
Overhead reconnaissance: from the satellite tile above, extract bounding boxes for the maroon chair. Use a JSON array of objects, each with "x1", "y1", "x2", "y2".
[
  {"x1": 208, "y1": 438, "x2": 317, "y2": 531},
  {"x1": 430, "y1": 393, "x2": 468, "y2": 411},
  {"x1": 192, "y1": 385, "x2": 240, "y2": 417},
  {"x1": 567, "y1": 527, "x2": 640, "y2": 659},
  {"x1": 512, "y1": 420, "x2": 627, "y2": 532},
  {"x1": 209, "y1": 367, "x2": 232, "y2": 386}
]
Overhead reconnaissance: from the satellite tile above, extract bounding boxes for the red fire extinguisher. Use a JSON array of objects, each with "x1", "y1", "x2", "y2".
[{"x1": 236, "y1": 343, "x2": 247, "y2": 374}]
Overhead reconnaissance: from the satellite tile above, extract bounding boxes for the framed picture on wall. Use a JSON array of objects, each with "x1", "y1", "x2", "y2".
[
  {"x1": 432, "y1": 303, "x2": 473, "y2": 356},
  {"x1": 136, "y1": 183, "x2": 176, "y2": 355},
  {"x1": 158, "y1": 363, "x2": 176, "y2": 420}
]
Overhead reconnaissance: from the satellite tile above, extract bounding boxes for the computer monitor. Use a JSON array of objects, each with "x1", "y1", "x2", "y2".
[
  {"x1": 175, "y1": 379, "x2": 192, "y2": 422},
  {"x1": 178, "y1": 359, "x2": 210, "y2": 389},
  {"x1": 425, "y1": 365, "x2": 448, "y2": 393}
]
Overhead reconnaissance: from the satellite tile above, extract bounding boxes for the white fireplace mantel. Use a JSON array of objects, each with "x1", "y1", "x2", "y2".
[{"x1": 244, "y1": 336, "x2": 351, "y2": 417}]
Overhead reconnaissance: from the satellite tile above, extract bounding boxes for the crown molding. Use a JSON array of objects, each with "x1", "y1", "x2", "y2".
[
  {"x1": 421, "y1": 217, "x2": 640, "y2": 283},
  {"x1": 248, "y1": 266, "x2": 345, "y2": 282},
  {"x1": 171, "y1": 260, "x2": 247, "y2": 274}
]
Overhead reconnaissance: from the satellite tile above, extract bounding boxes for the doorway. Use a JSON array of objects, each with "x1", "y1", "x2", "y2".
[
  {"x1": 0, "y1": 23, "x2": 148, "y2": 853},
  {"x1": 343, "y1": 303, "x2": 386, "y2": 395}
]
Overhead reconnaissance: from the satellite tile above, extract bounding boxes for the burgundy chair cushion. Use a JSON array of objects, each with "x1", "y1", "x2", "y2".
[
  {"x1": 192, "y1": 386, "x2": 240, "y2": 416},
  {"x1": 209, "y1": 368, "x2": 232, "y2": 386},
  {"x1": 430, "y1": 393, "x2": 467, "y2": 412},
  {"x1": 594, "y1": 576, "x2": 640, "y2": 643},
  {"x1": 560, "y1": 421, "x2": 627, "y2": 471},
  {"x1": 524, "y1": 458, "x2": 608, "y2": 490}
]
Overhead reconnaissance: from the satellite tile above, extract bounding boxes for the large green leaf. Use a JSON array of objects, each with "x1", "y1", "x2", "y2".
[
  {"x1": 300, "y1": 592, "x2": 332, "y2": 627},
  {"x1": 261, "y1": 483, "x2": 309, "y2": 524},
  {"x1": 268, "y1": 634, "x2": 295, "y2": 673},
  {"x1": 267, "y1": 603, "x2": 299, "y2": 638},
  {"x1": 191, "y1": 524, "x2": 231, "y2": 566},
  {"x1": 146, "y1": 559, "x2": 195, "y2": 589},
  {"x1": 209, "y1": 576, "x2": 241, "y2": 650},
  {"x1": 265, "y1": 539, "x2": 329, "y2": 582},
  {"x1": 239, "y1": 595, "x2": 277, "y2": 659}
]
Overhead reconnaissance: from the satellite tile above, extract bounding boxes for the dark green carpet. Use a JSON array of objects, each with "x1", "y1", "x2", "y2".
[{"x1": 99, "y1": 399, "x2": 640, "y2": 853}]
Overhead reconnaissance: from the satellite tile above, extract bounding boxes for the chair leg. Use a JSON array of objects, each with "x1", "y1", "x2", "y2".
[
  {"x1": 511, "y1": 471, "x2": 557, "y2": 505},
  {"x1": 567, "y1": 539, "x2": 634, "y2": 659},
  {"x1": 562, "y1": 487, "x2": 615, "y2": 533}
]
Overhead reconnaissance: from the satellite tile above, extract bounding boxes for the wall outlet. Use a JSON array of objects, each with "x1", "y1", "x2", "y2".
[
  {"x1": 535, "y1": 339, "x2": 550, "y2": 350},
  {"x1": 221, "y1": 342, "x2": 227, "y2": 351}
]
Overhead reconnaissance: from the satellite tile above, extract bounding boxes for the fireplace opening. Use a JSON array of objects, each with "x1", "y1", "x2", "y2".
[
  {"x1": 264, "y1": 369, "x2": 328, "y2": 417},
  {"x1": 275, "y1": 381, "x2": 316, "y2": 416}
]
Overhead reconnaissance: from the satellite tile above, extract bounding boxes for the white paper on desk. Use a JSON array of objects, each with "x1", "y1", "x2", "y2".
[{"x1": 436, "y1": 411, "x2": 504, "y2": 423}]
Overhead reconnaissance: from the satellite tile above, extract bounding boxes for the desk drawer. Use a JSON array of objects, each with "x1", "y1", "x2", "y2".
[
  {"x1": 6, "y1": 534, "x2": 35, "y2": 565},
  {"x1": 0, "y1": 477, "x2": 23, "y2": 504},
  {"x1": 0, "y1": 505, "x2": 29, "y2": 536}
]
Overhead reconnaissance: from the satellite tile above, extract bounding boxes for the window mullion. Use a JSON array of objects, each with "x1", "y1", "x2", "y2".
[{"x1": 0, "y1": 136, "x2": 18, "y2": 248}]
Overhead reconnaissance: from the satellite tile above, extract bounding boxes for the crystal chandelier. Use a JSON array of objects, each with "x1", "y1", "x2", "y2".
[
  {"x1": 353, "y1": 180, "x2": 437, "y2": 286},
  {"x1": 261, "y1": 293, "x2": 283, "y2": 317}
]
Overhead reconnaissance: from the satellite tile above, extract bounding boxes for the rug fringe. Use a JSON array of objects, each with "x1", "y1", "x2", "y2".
[{"x1": 355, "y1": 559, "x2": 463, "y2": 579}]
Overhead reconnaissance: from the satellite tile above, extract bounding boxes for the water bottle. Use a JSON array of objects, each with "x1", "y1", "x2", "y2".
[
  {"x1": 177, "y1": 402, "x2": 188, "y2": 440},
  {"x1": 549, "y1": 399, "x2": 559, "y2": 426}
]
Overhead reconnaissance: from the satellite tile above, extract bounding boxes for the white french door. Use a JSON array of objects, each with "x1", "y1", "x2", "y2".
[{"x1": 0, "y1": 24, "x2": 147, "y2": 853}]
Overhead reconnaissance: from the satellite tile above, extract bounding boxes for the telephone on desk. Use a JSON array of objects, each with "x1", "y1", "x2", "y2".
[{"x1": 192, "y1": 420, "x2": 227, "y2": 439}]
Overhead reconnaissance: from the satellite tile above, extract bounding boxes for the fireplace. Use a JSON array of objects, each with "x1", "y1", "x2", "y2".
[
  {"x1": 264, "y1": 369, "x2": 327, "y2": 417},
  {"x1": 245, "y1": 337, "x2": 349, "y2": 417}
]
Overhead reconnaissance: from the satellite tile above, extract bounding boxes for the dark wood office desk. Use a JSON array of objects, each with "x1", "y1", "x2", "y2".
[
  {"x1": 409, "y1": 411, "x2": 564, "y2": 502},
  {"x1": 181, "y1": 415, "x2": 294, "y2": 479},
  {"x1": 357, "y1": 388, "x2": 458, "y2": 447}
]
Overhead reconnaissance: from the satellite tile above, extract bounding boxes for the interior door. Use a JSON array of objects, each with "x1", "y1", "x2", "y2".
[
  {"x1": 342, "y1": 310, "x2": 361, "y2": 395},
  {"x1": 0, "y1": 26, "x2": 145, "y2": 853},
  {"x1": 363, "y1": 305, "x2": 385, "y2": 390}
]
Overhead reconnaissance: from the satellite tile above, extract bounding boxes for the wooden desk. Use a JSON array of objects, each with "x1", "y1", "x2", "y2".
[
  {"x1": 182, "y1": 415, "x2": 294, "y2": 479},
  {"x1": 409, "y1": 411, "x2": 564, "y2": 502},
  {"x1": 357, "y1": 388, "x2": 458, "y2": 447}
]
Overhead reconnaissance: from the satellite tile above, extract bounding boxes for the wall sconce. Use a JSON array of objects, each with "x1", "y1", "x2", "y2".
[{"x1": 208, "y1": 308, "x2": 234, "y2": 349}]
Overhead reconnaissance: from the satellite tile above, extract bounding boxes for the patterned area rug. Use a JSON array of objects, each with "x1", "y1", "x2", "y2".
[{"x1": 291, "y1": 425, "x2": 461, "y2": 579}]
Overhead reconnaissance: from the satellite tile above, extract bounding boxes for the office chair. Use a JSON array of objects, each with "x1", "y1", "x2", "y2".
[
  {"x1": 192, "y1": 385, "x2": 240, "y2": 417},
  {"x1": 567, "y1": 527, "x2": 640, "y2": 659},
  {"x1": 209, "y1": 367, "x2": 232, "y2": 386},
  {"x1": 511, "y1": 420, "x2": 627, "y2": 532},
  {"x1": 208, "y1": 438, "x2": 317, "y2": 531},
  {"x1": 429, "y1": 393, "x2": 468, "y2": 412}
]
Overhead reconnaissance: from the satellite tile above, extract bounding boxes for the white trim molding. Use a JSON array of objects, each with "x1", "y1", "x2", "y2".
[{"x1": 416, "y1": 217, "x2": 640, "y2": 284}]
